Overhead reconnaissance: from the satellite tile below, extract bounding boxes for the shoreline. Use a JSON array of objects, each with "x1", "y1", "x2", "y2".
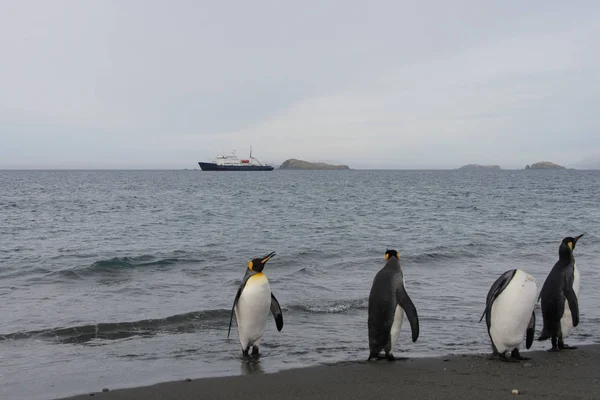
[{"x1": 58, "y1": 344, "x2": 600, "y2": 400}]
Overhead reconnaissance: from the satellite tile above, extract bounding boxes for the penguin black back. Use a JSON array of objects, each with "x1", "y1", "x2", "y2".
[
  {"x1": 368, "y1": 251, "x2": 402, "y2": 341},
  {"x1": 538, "y1": 235, "x2": 583, "y2": 346},
  {"x1": 367, "y1": 249, "x2": 419, "y2": 360}
]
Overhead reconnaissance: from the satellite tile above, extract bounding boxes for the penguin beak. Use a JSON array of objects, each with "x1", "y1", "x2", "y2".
[
  {"x1": 574, "y1": 234, "x2": 584, "y2": 243},
  {"x1": 261, "y1": 251, "x2": 276, "y2": 264}
]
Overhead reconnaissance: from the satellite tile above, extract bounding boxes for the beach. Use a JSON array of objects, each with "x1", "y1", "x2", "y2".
[{"x1": 58, "y1": 344, "x2": 600, "y2": 400}]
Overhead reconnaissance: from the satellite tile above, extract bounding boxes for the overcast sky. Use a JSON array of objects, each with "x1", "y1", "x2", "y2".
[{"x1": 1, "y1": 0, "x2": 599, "y2": 169}]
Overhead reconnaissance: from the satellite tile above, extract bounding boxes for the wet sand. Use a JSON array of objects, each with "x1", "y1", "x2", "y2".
[{"x1": 58, "y1": 345, "x2": 600, "y2": 400}]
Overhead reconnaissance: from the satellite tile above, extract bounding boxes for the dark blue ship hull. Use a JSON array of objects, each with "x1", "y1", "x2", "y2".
[{"x1": 198, "y1": 162, "x2": 274, "y2": 171}]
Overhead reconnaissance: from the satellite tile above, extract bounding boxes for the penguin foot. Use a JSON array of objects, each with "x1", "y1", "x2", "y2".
[
  {"x1": 499, "y1": 353, "x2": 519, "y2": 363},
  {"x1": 368, "y1": 353, "x2": 392, "y2": 361},
  {"x1": 487, "y1": 349, "x2": 500, "y2": 360},
  {"x1": 547, "y1": 347, "x2": 560, "y2": 352},
  {"x1": 251, "y1": 346, "x2": 260, "y2": 356},
  {"x1": 559, "y1": 344, "x2": 577, "y2": 350},
  {"x1": 242, "y1": 346, "x2": 251, "y2": 357},
  {"x1": 510, "y1": 349, "x2": 530, "y2": 361}
]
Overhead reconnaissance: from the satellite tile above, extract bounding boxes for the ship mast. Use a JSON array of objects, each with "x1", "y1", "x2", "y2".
[{"x1": 250, "y1": 146, "x2": 253, "y2": 159}]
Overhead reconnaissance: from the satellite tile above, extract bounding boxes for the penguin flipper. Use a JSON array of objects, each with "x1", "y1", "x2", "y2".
[
  {"x1": 396, "y1": 288, "x2": 419, "y2": 342},
  {"x1": 564, "y1": 286, "x2": 579, "y2": 327},
  {"x1": 526, "y1": 311, "x2": 535, "y2": 349},
  {"x1": 227, "y1": 286, "x2": 244, "y2": 338},
  {"x1": 478, "y1": 309, "x2": 486, "y2": 324},
  {"x1": 482, "y1": 269, "x2": 517, "y2": 330},
  {"x1": 227, "y1": 271, "x2": 253, "y2": 338},
  {"x1": 270, "y1": 293, "x2": 284, "y2": 331}
]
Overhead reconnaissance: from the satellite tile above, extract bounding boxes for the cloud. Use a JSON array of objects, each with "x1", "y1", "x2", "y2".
[{"x1": 1, "y1": 1, "x2": 599, "y2": 168}]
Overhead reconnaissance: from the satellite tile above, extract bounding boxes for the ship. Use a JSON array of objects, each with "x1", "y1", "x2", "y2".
[{"x1": 198, "y1": 148, "x2": 274, "y2": 171}]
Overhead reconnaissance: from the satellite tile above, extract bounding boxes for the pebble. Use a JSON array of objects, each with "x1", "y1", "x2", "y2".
[
  {"x1": 185, "y1": 378, "x2": 192, "y2": 382},
  {"x1": 523, "y1": 363, "x2": 533, "y2": 368},
  {"x1": 102, "y1": 388, "x2": 109, "y2": 392},
  {"x1": 512, "y1": 389, "x2": 520, "y2": 395}
]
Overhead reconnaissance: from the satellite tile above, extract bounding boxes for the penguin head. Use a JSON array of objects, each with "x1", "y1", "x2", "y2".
[
  {"x1": 560, "y1": 234, "x2": 584, "y2": 254},
  {"x1": 248, "y1": 251, "x2": 276, "y2": 272},
  {"x1": 384, "y1": 249, "x2": 400, "y2": 261}
]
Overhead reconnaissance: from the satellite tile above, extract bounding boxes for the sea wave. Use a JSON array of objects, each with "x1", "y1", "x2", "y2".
[
  {"x1": 0, "y1": 298, "x2": 371, "y2": 343},
  {"x1": 86, "y1": 255, "x2": 194, "y2": 272},
  {"x1": 288, "y1": 298, "x2": 368, "y2": 313},
  {"x1": 52, "y1": 253, "x2": 203, "y2": 280},
  {"x1": 407, "y1": 246, "x2": 484, "y2": 264},
  {"x1": 0, "y1": 309, "x2": 230, "y2": 343},
  {"x1": 3, "y1": 252, "x2": 207, "y2": 282}
]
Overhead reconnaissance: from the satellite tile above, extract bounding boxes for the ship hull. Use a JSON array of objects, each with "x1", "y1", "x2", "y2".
[{"x1": 198, "y1": 162, "x2": 274, "y2": 171}]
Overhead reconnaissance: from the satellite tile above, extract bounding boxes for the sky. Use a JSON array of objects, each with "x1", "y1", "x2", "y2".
[{"x1": 1, "y1": 0, "x2": 599, "y2": 169}]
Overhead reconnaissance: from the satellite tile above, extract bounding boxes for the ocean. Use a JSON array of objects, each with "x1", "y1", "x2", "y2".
[{"x1": 1, "y1": 169, "x2": 599, "y2": 400}]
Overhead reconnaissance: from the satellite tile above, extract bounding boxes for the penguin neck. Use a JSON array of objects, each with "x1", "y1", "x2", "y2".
[
  {"x1": 385, "y1": 258, "x2": 401, "y2": 269},
  {"x1": 558, "y1": 246, "x2": 574, "y2": 263}
]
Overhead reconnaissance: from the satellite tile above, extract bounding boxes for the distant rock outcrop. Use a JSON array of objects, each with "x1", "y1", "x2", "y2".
[
  {"x1": 279, "y1": 159, "x2": 350, "y2": 170},
  {"x1": 458, "y1": 164, "x2": 501, "y2": 170},
  {"x1": 527, "y1": 161, "x2": 566, "y2": 170}
]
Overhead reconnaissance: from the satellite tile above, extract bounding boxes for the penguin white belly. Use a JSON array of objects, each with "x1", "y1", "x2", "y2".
[
  {"x1": 560, "y1": 265, "x2": 580, "y2": 338},
  {"x1": 489, "y1": 270, "x2": 538, "y2": 354},
  {"x1": 390, "y1": 305, "x2": 404, "y2": 352},
  {"x1": 235, "y1": 273, "x2": 271, "y2": 349}
]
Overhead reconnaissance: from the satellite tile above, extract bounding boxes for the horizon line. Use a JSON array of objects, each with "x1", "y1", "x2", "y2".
[{"x1": 1, "y1": 167, "x2": 597, "y2": 171}]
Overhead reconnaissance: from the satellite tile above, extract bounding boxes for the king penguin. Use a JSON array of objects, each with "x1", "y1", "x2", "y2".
[
  {"x1": 227, "y1": 252, "x2": 283, "y2": 356},
  {"x1": 538, "y1": 235, "x2": 584, "y2": 351},
  {"x1": 367, "y1": 249, "x2": 419, "y2": 361},
  {"x1": 479, "y1": 269, "x2": 538, "y2": 362}
]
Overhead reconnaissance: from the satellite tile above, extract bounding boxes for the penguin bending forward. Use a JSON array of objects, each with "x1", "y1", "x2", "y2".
[
  {"x1": 538, "y1": 235, "x2": 584, "y2": 351},
  {"x1": 227, "y1": 252, "x2": 283, "y2": 356},
  {"x1": 479, "y1": 269, "x2": 538, "y2": 362},
  {"x1": 367, "y1": 249, "x2": 419, "y2": 361}
]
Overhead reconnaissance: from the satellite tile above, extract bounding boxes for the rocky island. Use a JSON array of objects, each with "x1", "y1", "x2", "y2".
[
  {"x1": 458, "y1": 164, "x2": 501, "y2": 170},
  {"x1": 279, "y1": 159, "x2": 350, "y2": 170},
  {"x1": 525, "y1": 161, "x2": 566, "y2": 170}
]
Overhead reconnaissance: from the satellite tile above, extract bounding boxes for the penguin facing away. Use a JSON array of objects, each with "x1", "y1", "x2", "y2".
[
  {"x1": 367, "y1": 249, "x2": 419, "y2": 361},
  {"x1": 538, "y1": 235, "x2": 583, "y2": 351},
  {"x1": 227, "y1": 252, "x2": 283, "y2": 356},
  {"x1": 479, "y1": 269, "x2": 538, "y2": 362}
]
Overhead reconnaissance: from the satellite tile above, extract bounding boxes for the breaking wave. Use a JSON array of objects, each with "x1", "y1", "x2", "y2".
[
  {"x1": 0, "y1": 309, "x2": 230, "y2": 343},
  {"x1": 0, "y1": 298, "x2": 370, "y2": 343}
]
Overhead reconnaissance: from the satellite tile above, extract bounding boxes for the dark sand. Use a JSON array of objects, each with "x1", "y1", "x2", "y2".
[{"x1": 58, "y1": 345, "x2": 600, "y2": 400}]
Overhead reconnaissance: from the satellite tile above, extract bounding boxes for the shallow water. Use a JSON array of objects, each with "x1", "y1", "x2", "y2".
[{"x1": 1, "y1": 169, "x2": 599, "y2": 400}]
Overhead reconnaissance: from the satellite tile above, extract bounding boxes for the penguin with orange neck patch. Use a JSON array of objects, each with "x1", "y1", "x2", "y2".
[
  {"x1": 367, "y1": 249, "x2": 419, "y2": 361},
  {"x1": 227, "y1": 252, "x2": 283, "y2": 357}
]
